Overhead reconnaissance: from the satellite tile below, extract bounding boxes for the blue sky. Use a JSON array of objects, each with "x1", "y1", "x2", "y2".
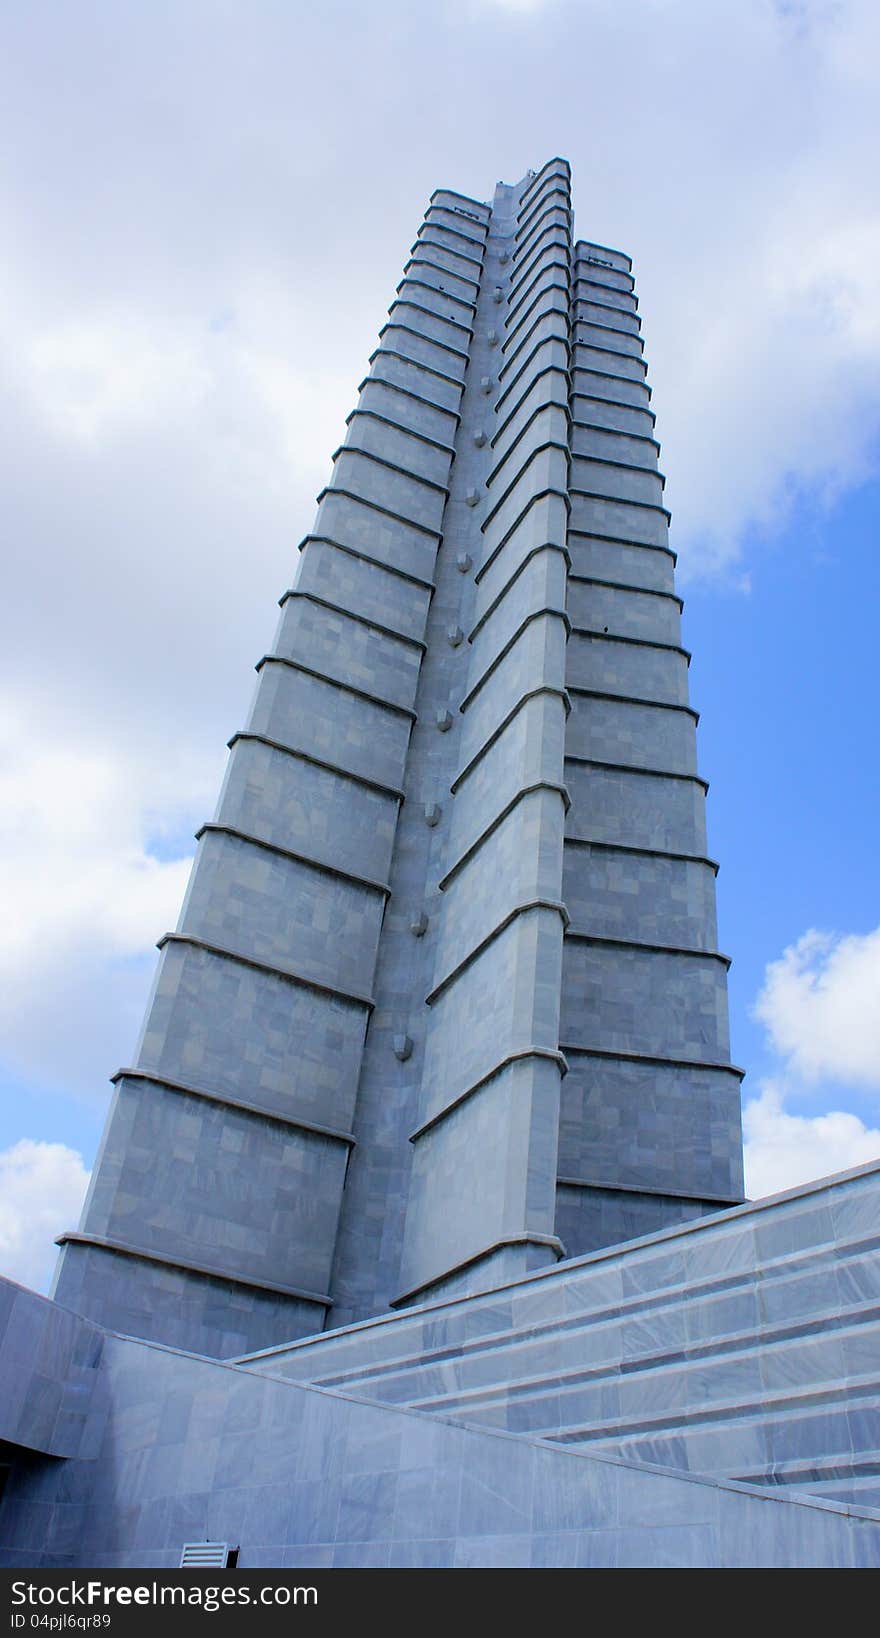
[{"x1": 1, "y1": 0, "x2": 879, "y2": 1289}]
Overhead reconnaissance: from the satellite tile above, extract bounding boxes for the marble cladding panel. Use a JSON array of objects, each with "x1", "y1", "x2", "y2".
[
  {"x1": 400, "y1": 1058, "x2": 563, "y2": 1301},
  {"x1": 565, "y1": 632, "x2": 688, "y2": 706},
  {"x1": 416, "y1": 222, "x2": 484, "y2": 263},
  {"x1": 570, "y1": 455, "x2": 664, "y2": 508},
  {"x1": 254, "y1": 1166, "x2": 878, "y2": 1398},
  {"x1": 499, "y1": 310, "x2": 569, "y2": 385},
  {"x1": 456, "y1": 617, "x2": 568, "y2": 768},
  {"x1": 564, "y1": 695, "x2": 697, "y2": 776},
  {"x1": 491, "y1": 371, "x2": 569, "y2": 469},
  {"x1": 424, "y1": 206, "x2": 487, "y2": 245},
  {"x1": 248, "y1": 665, "x2": 413, "y2": 790},
  {"x1": 329, "y1": 448, "x2": 449, "y2": 531},
  {"x1": 0, "y1": 1279, "x2": 105, "y2": 1460},
  {"x1": 520, "y1": 160, "x2": 570, "y2": 204},
  {"x1": 420, "y1": 911, "x2": 565, "y2": 1126},
  {"x1": 237, "y1": 1213, "x2": 880, "y2": 1524},
  {"x1": 135, "y1": 941, "x2": 367, "y2": 1131},
  {"x1": 560, "y1": 940, "x2": 731, "y2": 1061},
  {"x1": 574, "y1": 300, "x2": 641, "y2": 337},
  {"x1": 358, "y1": 374, "x2": 460, "y2": 444},
  {"x1": 367, "y1": 345, "x2": 464, "y2": 414},
  {"x1": 749, "y1": 1191, "x2": 840, "y2": 1267},
  {"x1": 408, "y1": 1240, "x2": 557, "y2": 1311},
  {"x1": 394, "y1": 275, "x2": 475, "y2": 329},
  {"x1": 449, "y1": 694, "x2": 567, "y2": 867},
  {"x1": 496, "y1": 338, "x2": 570, "y2": 420},
  {"x1": 562, "y1": 843, "x2": 717, "y2": 946},
  {"x1": 215, "y1": 738, "x2": 400, "y2": 884},
  {"x1": 481, "y1": 446, "x2": 570, "y2": 554},
  {"x1": 342, "y1": 411, "x2": 453, "y2": 487},
  {"x1": 488, "y1": 403, "x2": 570, "y2": 496},
  {"x1": 568, "y1": 492, "x2": 668, "y2": 548},
  {"x1": 574, "y1": 265, "x2": 635, "y2": 297},
  {"x1": 315, "y1": 488, "x2": 440, "y2": 580},
  {"x1": 512, "y1": 224, "x2": 568, "y2": 281},
  {"x1": 274, "y1": 597, "x2": 422, "y2": 713},
  {"x1": 506, "y1": 272, "x2": 568, "y2": 334},
  {"x1": 570, "y1": 422, "x2": 658, "y2": 470},
  {"x1": 436, "y1": 787, "x2": 566, "y2": 984},
  {"x1": 405, "y1": 239, "x2": 480, "y2": 286},
  {"x1": 570, "y1": 396, "x2": 652, "y2": 442},
  {"x1": 470, "y1": 549, "x2": 568, "y2": 681},
  {"x1": 573, "y1": 277, "x2": 638, "y2": 313},
  {"x1": 574, "y1": 321, "x2": 643, "y2": 361},
  {"x1": 244, "y1": 1224, "x2": 880, "y2": 1516},
  {"x1": 564, "y1": 762, "x2": 708, "y2": 854},
  {"x1": 432, "y1": 188, "x2": 491, "y2": 221},
  {"x1": 571, "y1": 368, "x2": 651, "y2": 410},
  {"x1": 178, "y1": 831, "x2": 383, "y2": 994},
  {"x1": 517, "y1": 204, "x2": 571, "y2": 250},
  {"x1": 52, "y1": 1246, "x2": 321, "y2": 1358},
  {"x1": 574, "y1": 270, "x2": 635, "y2": 303},
  {"x1": 829, "y1": 1173, "x2": 880, "y2": 1254},
  {"x1": 387, "y1": 298, "x2": 472, "y2": 352},
  {"x1": 576, "y1": 242, "x2": 632, "y2": 276},
  {"x1": 502, "y1": 270, "x2": 567, "y2": 335},
  {"x1": 558, "y1": 1057, "x2": 744, "y2": 1197},
  {"x1": 476, "y1": 492, "x2": 570, "y2": 612},
  {"x1": 293, "y1": 538, "x2": 431, "y2": 641},
  {"x1": 510, "y1": 228, "x2": 570, "y2": 292},
  {"x1": 74, "y1": 1080, "x2": 349, "y2": 1295},
  {"x1": 6, "y1": 1319, "x2": 876, "y2": 1569},
  {"x1": 566, "y1": 580, "x2": 681, "y2": 645},
  {"x1": 567, "y1": 533, "x2": 675, "y2": 595},
  {"x1": 404, "y1": 251, "x2": 479, "y2": 303},
  {"x1": 508, "y1": 243, "x2": 561, "y2": 302},
  {"x1": 572, "y1": 344, "x2": 645, "y2": 384},
  {"x1": 517, "y1": 201, "x2": 570, "y2": 250}
]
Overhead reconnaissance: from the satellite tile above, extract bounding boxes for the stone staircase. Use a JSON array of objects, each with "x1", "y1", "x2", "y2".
[{"x1": 237, "y1": 1160, "x2": 880, "y2": 1509}]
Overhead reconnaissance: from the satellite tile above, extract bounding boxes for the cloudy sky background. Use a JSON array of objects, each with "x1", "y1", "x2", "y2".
[{"x1": 2, "y1": 0, "x2": 879, "y2": 1290}]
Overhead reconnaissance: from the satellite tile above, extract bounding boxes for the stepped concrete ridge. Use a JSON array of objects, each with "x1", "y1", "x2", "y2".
[{"x1": 0, "y1": 160, "x2": 875, "y2": 1569}]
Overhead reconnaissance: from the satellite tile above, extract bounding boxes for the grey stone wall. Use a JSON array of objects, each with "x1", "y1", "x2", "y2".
[
  {"x1": 394, "y1": 166, "x2": 572, "y2": 1308},
  {"x1": 2, "y1": 1240, "x2": 878, "y2": 1567},
  {"x1": 0, "y1": 1281, "x2": 105, "y2": 1461},
  {"x1": 52, "y1": 179, "x2": 471, "y2": 1354},
  {"x1": 559, "y1": 235, "x2": 743, "y2": 1251}
]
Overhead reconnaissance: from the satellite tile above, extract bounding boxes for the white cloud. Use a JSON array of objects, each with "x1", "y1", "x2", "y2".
[
  {"x1": 746, "y1": 918, "x2": 880, "y2": 1198},
  {"x1": 754, "y1": 926, "x2": 880, "y2": 1087},
  {"x1": 0, "y1": 705, "x2": 194, "y2": 980},
  {"x1": 743, "y1": 1081, "x2": 880, "y2": 1199},
  {"x1": 0, "y1": 704, "x2": 199, "y2": 1096},
  {"x1": 24, "y1": 313, "x2": 210, "y2": 450},
  {"x1": 625, "y1": 0, "x2": 880, "y2": 572},
  {"x1": 0, "y1": 1140, "x2": 89, "y2": 1293}
]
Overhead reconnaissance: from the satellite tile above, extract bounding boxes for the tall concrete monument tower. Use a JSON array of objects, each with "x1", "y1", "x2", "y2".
[
  {"x1": 5, "y1": 162, "x2": 877, "y2": 1569},
  {"x1": 53, "y1": 158, "x2": 744, "y2": 1360}
]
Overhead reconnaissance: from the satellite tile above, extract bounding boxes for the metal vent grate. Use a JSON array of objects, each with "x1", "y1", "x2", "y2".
[{"x1": 179, "y1": 1542, "x2": 232, "y2": 1568}]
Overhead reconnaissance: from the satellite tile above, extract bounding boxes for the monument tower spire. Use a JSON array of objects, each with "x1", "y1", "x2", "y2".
[{"x1": 53, "y1": 159, "x2": 743, "y2": 1358}]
